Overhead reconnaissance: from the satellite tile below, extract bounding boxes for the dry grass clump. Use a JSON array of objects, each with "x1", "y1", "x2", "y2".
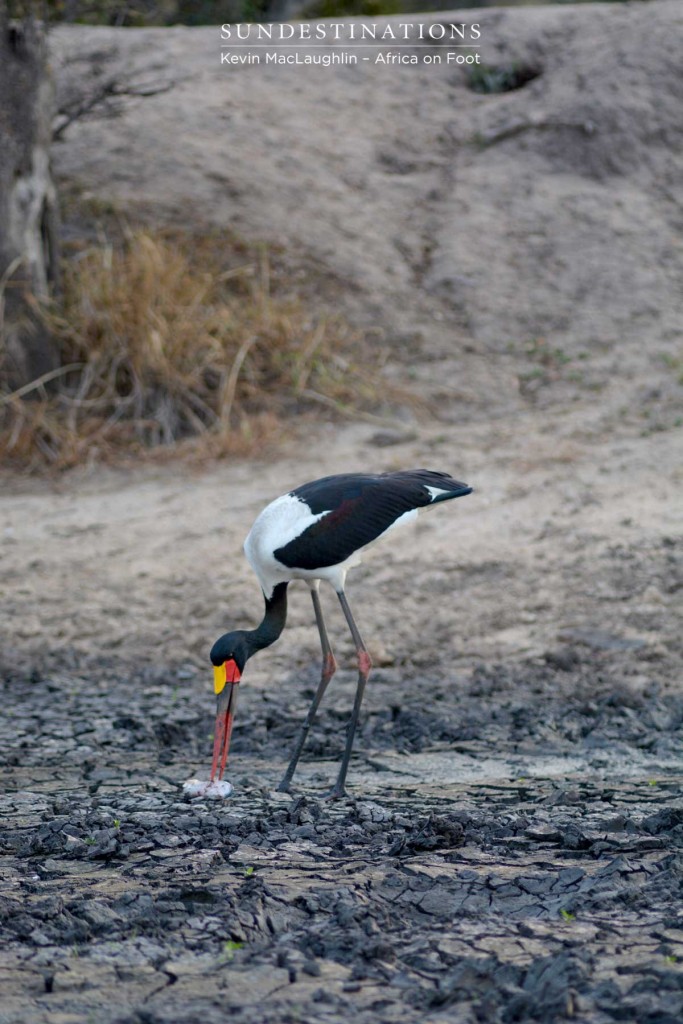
[{"x1": 0, "y1": 230, "x2": 387, "y2": 469}]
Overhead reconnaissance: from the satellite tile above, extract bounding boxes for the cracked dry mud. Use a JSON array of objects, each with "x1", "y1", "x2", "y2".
[{"x1": 2, "y1": 575, "x2": 683, "y2": 1024}]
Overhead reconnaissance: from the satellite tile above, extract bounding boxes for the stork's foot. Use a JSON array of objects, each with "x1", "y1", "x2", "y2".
[{"x1": 324, "y1": 784, "x2": 347, "y2": 801}]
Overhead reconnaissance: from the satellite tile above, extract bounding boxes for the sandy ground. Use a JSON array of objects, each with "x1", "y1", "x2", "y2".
[
  {"x1": 1, "y1": 2, "x2": 683, "y2": 1021},
  {"x1": 2, "y1": 413, "x2": 681, "y2": 683}
]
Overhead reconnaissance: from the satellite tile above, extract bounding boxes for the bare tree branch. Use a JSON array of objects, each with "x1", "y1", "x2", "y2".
[{"x1": 53, "y1": 72, "x2": 175, "y2": 139}]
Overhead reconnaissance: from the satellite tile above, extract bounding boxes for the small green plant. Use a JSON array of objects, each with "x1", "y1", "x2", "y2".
[
  {"x1": 560, "y1": 909, "x2": 575, "y2": 922},
  {"x1": 567, "y1": 370, "x2": 585, "y2": 384},
  {"x1": 519, "y1": 367, "x2": 545, "y2": 383},
  {"x1": 524, "y1": 338, "x2": 571, "y2": 366},
  {"x1": 113, "y1": 819, "x2": 121, "y2": 828},
  {"x1": 467, "y1": 62, "x2": 541, "y2": 95},
  {"x1": 221, "y1": 940, "x2": 245, "y2": 962},
  {"x1": 302, "y1": 0, "x2": 401, "y2": 18},
  {"x1": 244, "y1": 866, "x2": 255, "y2": 878},
  {"x1": 515, "y1": 337, "x2": 578, "y2": 399}
]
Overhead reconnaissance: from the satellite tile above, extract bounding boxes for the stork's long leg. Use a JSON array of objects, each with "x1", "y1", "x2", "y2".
[
  {"x1": 328, "y1": 589, "x2": 373, "y2": 800},
  {"x1": 277, "y1": 586, "x2": 337, "y2": 793}
]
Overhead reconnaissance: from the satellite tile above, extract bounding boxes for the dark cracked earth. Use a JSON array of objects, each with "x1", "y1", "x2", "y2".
[{"x1": 2, "y1": 605, "x2": 683, "y2": 1024}]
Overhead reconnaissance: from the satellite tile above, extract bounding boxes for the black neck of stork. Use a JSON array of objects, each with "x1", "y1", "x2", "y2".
[{"x1": 247, "y1": 581, "x2": 288, "y2": 654}]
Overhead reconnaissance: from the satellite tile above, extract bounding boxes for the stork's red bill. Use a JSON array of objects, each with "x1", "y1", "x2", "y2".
[{"x1": 210, "y1": 659, "x2": 241, "y2": 782}]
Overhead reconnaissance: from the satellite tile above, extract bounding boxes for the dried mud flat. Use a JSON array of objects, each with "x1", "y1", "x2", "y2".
[{"x1": 2, "y1": 651, "x2": 683, "y2": 1024}]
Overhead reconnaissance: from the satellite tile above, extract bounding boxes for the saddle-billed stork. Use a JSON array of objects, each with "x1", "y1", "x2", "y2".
[{"x1": 209, "y1": 469, "x2": 472, "y2": 798}]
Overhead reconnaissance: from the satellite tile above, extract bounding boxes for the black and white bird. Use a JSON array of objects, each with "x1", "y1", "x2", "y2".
[{"x1": 209, "y1": 469, "x2": 472, "y2": 798}]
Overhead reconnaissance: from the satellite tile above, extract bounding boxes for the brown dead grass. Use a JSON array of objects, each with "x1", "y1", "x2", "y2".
[{"x1": 0, "y1": 229, "x2": 392, "y2": 470}]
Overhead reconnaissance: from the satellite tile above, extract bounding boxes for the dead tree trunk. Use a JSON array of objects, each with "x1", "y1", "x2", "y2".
[{"x1": 0, "y1": 1, "x2": 60, "y2": 390}]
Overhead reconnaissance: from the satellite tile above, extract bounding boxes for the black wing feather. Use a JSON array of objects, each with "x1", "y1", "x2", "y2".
[{"x1": 274, "y1": 470, "x2": 471, "y2": 571}]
